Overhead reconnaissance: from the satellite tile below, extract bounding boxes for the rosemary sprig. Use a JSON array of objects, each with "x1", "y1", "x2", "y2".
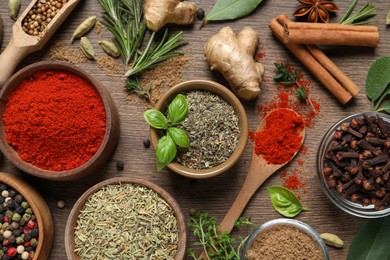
[
  {"x1": 98, "y1": 0, "x2": 146, "y2": 65},
  {"x1": 340, "y1": 0, "x2": 376, "y2": 25},
  {"x1": 125, "y1": 29, "x2": 187, "y2": 77}
]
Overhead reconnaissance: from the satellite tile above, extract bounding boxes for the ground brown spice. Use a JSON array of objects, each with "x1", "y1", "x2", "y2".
[
  {"x1": 49, "y1": 41, "x2": 88, "y2": 64},
  {"x1": 96, "y1": 56, "x2": 126, "y2": 77},
  {"x1": 94, "y1": 21, "x2": 104, "y2": 36},
  {"x1": 246, "y1": 224, "x2": 324, "y2": 260}
]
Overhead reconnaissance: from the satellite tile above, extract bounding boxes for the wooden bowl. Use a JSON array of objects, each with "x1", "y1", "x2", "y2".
[
  {"x1": 0, "y1": 172, "x2": 54, "y2": 260},
  {"x1": 0, "y1": 61, "x2": 120, "y2": 181},
  {"x1": 65, "y1": 177, "x2": 187, "y2": 259},
  {"x1": 150, "y1": 80, "x2": 249, "y2": 179}
]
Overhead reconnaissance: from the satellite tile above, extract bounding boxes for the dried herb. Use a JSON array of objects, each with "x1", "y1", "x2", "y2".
[
  {"x1": 125, "y1": 78, "x2": 151, "y2": 100},
  {"x1": 74, "y1": 183, "x2": 179, "y2": 259},
  {"x1": 267, "y1": 186, "x2": 309, "y2": 218},
  {"x1": 188, "y1": 210, "x2": 253, "y2": 260},
  {"x1": 144, "y1": 94, "x2": 189, "y2": 171},
  {"x1": 293, "y1": 0, "x2": 339, "y2": 23},
  {"x1": 347, "y1": 216, "x2": 390, "y2": 260},
  {"x1": 175, "y1": 91, "x2": 240, "y2": 169},
  {"x1": 365, "y1": 56, "x2": 390, "y2": 112},
  {"x1": 205, "y1": 0, "x2": 263, "y2": 22},
  {"x1": 340, "y1": 0, "x2": 376, "y2": 25}
]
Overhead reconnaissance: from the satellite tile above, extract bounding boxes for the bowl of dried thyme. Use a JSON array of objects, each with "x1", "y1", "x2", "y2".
[
  {"x1": 317, "y1": 112, "x2": 390, "y2": 218},
  {"x1": 149, "y1": 80, "x2": 248, "y2": 178},
  {"x1": 65, "y1": 177, "x2": 186, "y2": 259}
]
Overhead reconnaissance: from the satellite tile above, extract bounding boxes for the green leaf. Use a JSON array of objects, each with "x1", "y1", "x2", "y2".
[
  {"x1": 267, "y1": 186, "x2": 309, "y2": 218},
  {"x1": 341, "y1": 3, "x2": 376, "y2": 25},
  {"x1": 143, "y1": 109, "x2": 168, "y2": 129},
  {"x1": 206, "y1": 0, "x2": 262, "y2": 21},
  {"x1": 168, "y1": 127, "x2": 189, "y2": 148},
  {"x1": 347, "y1": 216, "x2": 390, "y2": 260},
  {"x1": 366, "y1": 57, "x2": 390, "y2": 102},
  {"x1": 168, "y1": 94, "x2": 188, "y2": 124},
  {"x1": 156, "y1": 135, "x2": 177, "y2": 171}
]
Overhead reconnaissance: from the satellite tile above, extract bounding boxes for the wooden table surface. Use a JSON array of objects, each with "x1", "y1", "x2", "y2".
[{"x1": 0, "y1": 0, "x2": 390, "y2": 259}]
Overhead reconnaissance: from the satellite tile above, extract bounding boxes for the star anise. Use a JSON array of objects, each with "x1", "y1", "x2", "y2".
[{"x1": 293, "y1": 0, "x2": 339, "y2": 23}]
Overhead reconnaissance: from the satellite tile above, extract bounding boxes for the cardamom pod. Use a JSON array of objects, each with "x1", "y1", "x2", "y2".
[
  {"x1": 386, "y1": 10, "x2": 390, "y2": 25},
  {"x1": 80, "y1": 37, "x2": 96, "y2": 60},
  {"x1": 99, "y1": 40, "x2": 120, "y2": 58},
  {"x1": 9, "y1": 0, "x2": 21, "y2": 21},
  {"x1": 71, "y1": 16, "x2": 96, "y2": 43},
  {"x1": 320, "y1": 233, "x2": 343, "y2": 248}
]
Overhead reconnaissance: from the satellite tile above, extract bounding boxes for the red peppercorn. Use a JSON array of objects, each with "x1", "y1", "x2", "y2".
[
  {"x1": 23, "y1": 226, "x2": 30, "y2": 234},
  {"x1": 3, "y1": 239, "x2": 10, "y2": 247},
  {"x1": 24, "y1": 241, "x2": 30, "y2": 247},
  {"x1": 3, "y1": 215, "x2": 9, "y2": 223},
  {"x1": 27, "y1": 220, "x2": 36, "y2": 229},
  {"x1": 7, "y1": 247, "x2": 17, "y2": 257}
]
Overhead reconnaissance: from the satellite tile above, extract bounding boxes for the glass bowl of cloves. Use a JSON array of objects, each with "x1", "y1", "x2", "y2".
[{"x1": 317, "y1": 112, "x2": 390, "y2": 218}]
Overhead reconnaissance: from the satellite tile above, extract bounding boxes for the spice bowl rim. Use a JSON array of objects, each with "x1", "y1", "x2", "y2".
[
  {"x1": 150, "y1": 79, "x2": 249, "y2": 179},
  {"x1": 0, "y1": 60, "x2": 120, "y2": 181},
  {"x1": 316, "y1": 112, "x2": 390, "y2": 218},
  {"x1": 0, "y1": 172, "x2": 54, "y2": 260},
  {"x1": 65, "y1": 176, "x2": 187, "y2": 260},
  {"x1": 240, "y1": 218, "x2": 329, "y2": 260}
]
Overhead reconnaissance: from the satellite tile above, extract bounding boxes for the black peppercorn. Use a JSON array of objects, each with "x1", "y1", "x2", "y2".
[
  {"x1": 196, "y1": 8, "x2": 205, "y2": 20},
  {"x1": 25, "y1": 246, "x2": 33, "y2": 252},
  {"x1": 116, "y1": 160, "x2": 124, "y2": 171},
  {"x1": 14, "y1": 206, "x2": 23, "y2": 215},
  {"x1": 23, "y1": 233, "x2": 32, "y2": 242},
  {"x1": 6, "y1": 199, "x2": 15, "y2": 209},
  {"x1": 143, "y1": 138, "x2": 151, "y2": 148},
  {"x1": 8, "y1": 190, "x2": 17, "y2": 199},
  {"x1": 30, "y1": 229, "x2": 38, "y2": 237},
  {"x1": 0, "y1": 184, "x2": 6, "y2": 192},
  {"x1": 0, "y1": 205, "x2": 5, "y2": 214},
  {"x1": 14, "y1": 195, "x2": 23, "y2": 204}
]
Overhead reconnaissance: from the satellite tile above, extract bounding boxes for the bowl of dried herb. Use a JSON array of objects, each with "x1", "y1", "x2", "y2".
[
  {"x1": 65, "y1": 177, "x2": 186, "y2": 259},
  {"x1": 148, "y1": 80, "x2": 249, "y2": 178}
]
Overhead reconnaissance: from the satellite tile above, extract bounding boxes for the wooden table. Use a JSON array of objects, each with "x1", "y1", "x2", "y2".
[{"x1": 0, "y1": 0, "x2": 389, "y2": 259}]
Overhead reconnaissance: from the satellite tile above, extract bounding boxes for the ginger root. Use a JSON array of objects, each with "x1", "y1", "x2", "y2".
[
  {"x1": 204, "y1": 27, "x2": 265, "y2": 100},
  {"x1": 144, "y1": 0, "x2": 197, "y2": 32}
]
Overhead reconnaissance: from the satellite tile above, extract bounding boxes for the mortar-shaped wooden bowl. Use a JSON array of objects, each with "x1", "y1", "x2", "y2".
[
  {"x1": 0, "y1": 172, "x2": 54, "y2": 259},
  {"x1": 65, "y1": 177, "x2": 187, "y2": 259},
  {"x1": 150, "y1": 80, "x2": 249, "y2": 179},
  {"x1": 0, "y1": 61, "x2": 120, "y2": 181}
]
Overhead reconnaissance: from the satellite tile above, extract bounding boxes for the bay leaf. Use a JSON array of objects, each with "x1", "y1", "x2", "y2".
[
  {"x1": 206, "y1": 0, "x2": 262, "y2": 21},
  {"x1": 365, "y1": 56, "x2": 390, "y2": 102},
  {"x1": 347, "y1": 216, "x2": 390, "y2": 260}
]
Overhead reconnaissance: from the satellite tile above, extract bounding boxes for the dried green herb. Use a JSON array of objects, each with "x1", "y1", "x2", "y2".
[
  {"x1": 365, "y1": 56, "x2": 390, "y2": 112},
  {"x1": 74, "y1": 183, "x2": 179, "y2": 259},
  {"x1": 175, "y1": 91, "x2": 240, "y2": 170},
  {"x1": 274, "y1": 61, "x2": 299, "y2": 86},
  {"x1": 267, "y1": 186, "x2": 309, "y2": 218},
  {"x1": 340, "y1": 0, "x2": 376, "y2": 25},
  {"x1": 205, "y1": 0, "x2": 263, "y2": 22}
]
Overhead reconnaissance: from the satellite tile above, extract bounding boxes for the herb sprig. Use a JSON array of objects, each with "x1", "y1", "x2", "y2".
[{"x1": 340, "y1": 0, "x2": 376, "y2": 25}]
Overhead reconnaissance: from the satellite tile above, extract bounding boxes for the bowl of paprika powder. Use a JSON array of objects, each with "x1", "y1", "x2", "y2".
[{"x1": 0, "y1": 61, "x2": 120, "y2": 181}]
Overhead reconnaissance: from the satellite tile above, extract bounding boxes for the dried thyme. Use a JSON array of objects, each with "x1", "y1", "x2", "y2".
[
  {"x1": 175, "y1": 91, "x2": 240, "y2": 169},
  {"x1": 74, "y1": 183, "x2": 179, "y2": 259}
]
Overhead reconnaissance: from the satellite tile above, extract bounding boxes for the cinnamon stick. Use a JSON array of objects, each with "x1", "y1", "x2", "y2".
[
  {"x1": 269, "y1": 17, "x2": 353, "y2": 104},
  {"x1": 285, "y1": 21, "x2": 378, "y2": 32}
]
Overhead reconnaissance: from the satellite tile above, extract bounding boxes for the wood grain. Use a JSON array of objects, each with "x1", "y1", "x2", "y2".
[{"x1": 0, "y1": 0, "x2": 389, "y2": 259}]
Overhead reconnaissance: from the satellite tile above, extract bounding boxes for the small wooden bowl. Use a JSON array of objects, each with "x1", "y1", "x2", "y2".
[
  {"x1": 65, "y1": 177, "x2": 187, "y2": 259},
  {"x1": 0, "y1": 61, "x2": 120, "y2": 181},
  {"x1": 0, "y1": 172, "x2": 54, "y2": 260},
  {"x1": 150, "y1": 80, "x2": 249, "y2": 179}
]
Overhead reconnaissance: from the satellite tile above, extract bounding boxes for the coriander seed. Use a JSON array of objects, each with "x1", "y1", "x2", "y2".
[{"x1": 56, "y1": 200, "x2": 65, "y2": 209}]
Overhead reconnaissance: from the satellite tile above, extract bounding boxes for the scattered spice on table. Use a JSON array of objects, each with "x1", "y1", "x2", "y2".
[
  {"x1": 49, "y1": 41, "x2": 88, "y2": 64},
  {"x1": 175, "y1": 90, "x2": 240, "y2": 169},
  {"x1": 3, "y1": 70, "x2": 106, "y2": 171},
  {"x1": 281, "y1": 169, "x2": 308, "y2": 196},
  {"x1": 254, "y1": 108, "x2": 304, "y2": 165},
  {"x1": 0, "y1": 182, "x2": 39, "y2": 260},
  {"x1": 96, "y1": 56, "x2": 126, "y2": 77},
  {"x1": 74, "y1": 183, "x2": 179, "y2": 259},
  {"x1": 94, "y1": 21, "x2": 104, "y2": 36}
]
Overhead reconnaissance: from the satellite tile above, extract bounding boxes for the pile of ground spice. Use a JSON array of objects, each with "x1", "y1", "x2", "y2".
[
  {"x1": 96, "y1": 56, "x2": 127, "y2": 78},
  {"x1": 94, "y1": 21, "x2": 104, "y2": 36},
  {"x1": 246, "y1": 224, "x2": 324, "y2": 260},
  {"x1": 49, "y1": 41, "x2": 88, "y2": 64}
]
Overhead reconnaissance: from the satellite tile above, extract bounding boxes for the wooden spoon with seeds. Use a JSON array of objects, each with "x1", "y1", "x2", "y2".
[
  {"x1": 0, "y1": 0, "x2": 80, "y2": 87},
  {"x1": 198, "y1": 108, "x2": 305, "y2": 259}
]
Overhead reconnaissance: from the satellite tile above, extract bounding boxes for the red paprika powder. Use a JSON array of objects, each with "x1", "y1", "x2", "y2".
[
  {"x1": 3, "y1": 70, "x2": 106, "y2": 171},
  {"x1": 254, "y1": 108, "x2": 304, "y2": 165}
]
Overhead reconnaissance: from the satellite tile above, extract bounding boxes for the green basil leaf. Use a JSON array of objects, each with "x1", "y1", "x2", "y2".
[
  {"x1": 168, "y1": 94, "x2": 188, "y2": 124},
  {"x1": 143, "y1": 109, "x2": 168, "y2": 129},
  {"x1": 347, "y1": 216, "x2": 390, "y2": 260},
  {"x1": 156, "y1": 135, "x2": 177, "y2": 171},
  {"x1": 267, "y1": 186, "x2": 309, "y2": 218},
  {"x1": 206, "y1": 0, "x2": 263, "y2": 21},
  {"x1": 168, "y1": 127, "x2": 189, "y2": 148},
  {"x1": 366, "y1": 56, "x2": 390, "y2": 102}
]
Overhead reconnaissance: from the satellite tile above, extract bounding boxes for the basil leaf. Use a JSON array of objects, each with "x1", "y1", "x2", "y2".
[
  {"x1": 267, "y1": 186, "x2": 309, "y2": 218},
  {"x1": 365, "y1": 56, "x2": 390, "y2": 102},
  {"x1": 156, "y1": 135, "x2": 177, "y2": 171},
  {"x1": 143, "y1": 109, "x2": 168, "y2": 129},
  {"x1": 347, "y1": 216, "x2": 390, "y2": 260},
  {"x1": 168, "y1": 127, "x2": 189, "y2": 148},
  {"x1": 206, "y1": 0, "x2": 262, "y2": 21},
  {"x1": 168, "y1": 94, "x2": 188, "y2": 124}
]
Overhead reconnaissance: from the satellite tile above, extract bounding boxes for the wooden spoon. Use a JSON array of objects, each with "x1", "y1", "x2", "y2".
[
  {"x1": 199, "y1": 108, "x2": 305, "y2": 259},
  {"x1": 0, "y1": 0, "x2": 80, "y2": 87}
]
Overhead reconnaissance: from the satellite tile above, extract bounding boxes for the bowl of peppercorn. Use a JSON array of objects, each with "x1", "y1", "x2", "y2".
[
  {"x1": 0, "y1": 61, "x2": 120, "y2": 181},
  {"x1": 317, "y1": 112, "x2": 390, "y2": 218},
  {"x1": 0, "y1": 172, "x2": 53, "y2": 259}
]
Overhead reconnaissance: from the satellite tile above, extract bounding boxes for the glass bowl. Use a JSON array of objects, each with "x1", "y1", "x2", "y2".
[
  {"x1": 240, "y1": 218, "x2": 329, "y2": 260},
  {"x1": 317, "y1": 112, "x2": 390, "y2": 218}
]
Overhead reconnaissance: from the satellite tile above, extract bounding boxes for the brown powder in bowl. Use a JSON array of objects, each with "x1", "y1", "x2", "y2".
[{"x1": 246, "y1": 224, "x2": 325, "y2": 260}]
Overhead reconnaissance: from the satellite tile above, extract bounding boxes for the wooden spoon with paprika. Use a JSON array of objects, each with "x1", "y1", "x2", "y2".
[{"x1": 198, "y1": 108, "x2": 305, "y2": 259}]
